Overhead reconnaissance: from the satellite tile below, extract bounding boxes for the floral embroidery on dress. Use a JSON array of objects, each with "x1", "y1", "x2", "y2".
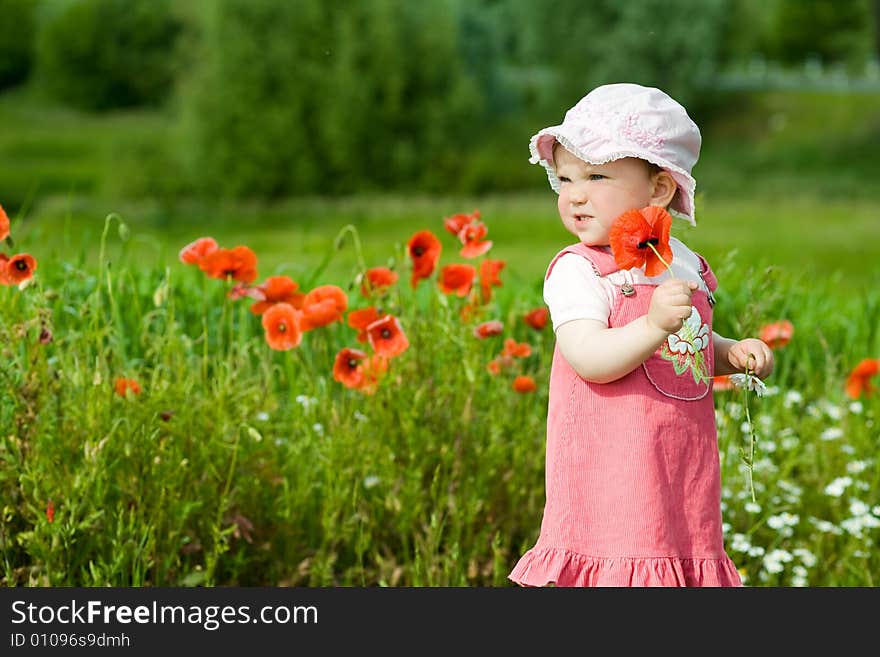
[{"x1": 659, "y1": 306, "x2": 711, "y2": 383}]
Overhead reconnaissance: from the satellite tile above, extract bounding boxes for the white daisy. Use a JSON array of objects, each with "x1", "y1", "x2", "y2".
[{"x1": 729, "y1": 373, "x2": 768, "y2": 396}]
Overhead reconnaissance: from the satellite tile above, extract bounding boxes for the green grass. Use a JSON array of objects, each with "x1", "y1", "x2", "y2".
[
  {"x1": 0, "y1": 85, "x2": 178, "y2": 210},
  {"x1": 4, "y1": 86, "x2": 879, "y2": 212},
  {"x1": 1, "y1": 209, "x2": 879, "y2": 586},
  {"x1": 8, "y1": 191, "x2": 880, "y2": 291},
  {"x1": 2, "y1": 84, "x2": 878, "y2": 286},
  {"x1": 1, "y1": 85, "x2": 878, "y2": 587}
]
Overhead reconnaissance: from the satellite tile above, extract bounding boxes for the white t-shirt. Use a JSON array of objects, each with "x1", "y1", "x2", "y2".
[{"x1": 543, "y1": 237, "x2": 708, "y2": 332}]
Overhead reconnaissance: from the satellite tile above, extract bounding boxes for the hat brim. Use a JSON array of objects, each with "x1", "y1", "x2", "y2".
[{"x1": 529, "y1": 128, "x2": 697, "y2": 226}]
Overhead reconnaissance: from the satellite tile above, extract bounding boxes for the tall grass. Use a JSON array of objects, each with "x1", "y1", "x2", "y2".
[{"x1": 1, "y1": 209, "x2": 877, "y2": 586}]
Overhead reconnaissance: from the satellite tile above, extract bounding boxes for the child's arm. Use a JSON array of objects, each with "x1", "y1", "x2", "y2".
[
  {"x1": 555, "y1": 278, "x2": 698, "y2": 383},
  {"x1": 712, "y1": 332, "x2": 774, "y2": 378}
]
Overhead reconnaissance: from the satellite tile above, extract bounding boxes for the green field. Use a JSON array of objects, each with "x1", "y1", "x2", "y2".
[
  {"x1": 1, "y1": 85, "x2": 879, "y2": 587},
  {"x1": 2, "y1": 85, "x2": 879, "y2": 286}
]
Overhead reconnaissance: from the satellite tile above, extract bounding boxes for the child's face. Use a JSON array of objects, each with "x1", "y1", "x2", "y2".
[{"x1": 554, "y1": 146, "x2": 658, "y2": 247}]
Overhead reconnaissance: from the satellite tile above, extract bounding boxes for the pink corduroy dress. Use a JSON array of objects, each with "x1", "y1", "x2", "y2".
[{"x1": 509, "y1": 243, "x2": 742, "y2": 587}]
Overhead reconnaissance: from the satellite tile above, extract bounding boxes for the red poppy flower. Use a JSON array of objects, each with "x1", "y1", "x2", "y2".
[
  {"x1": 347, "y1": 306, "x2": 380, "y2": 343},
  {"x1": 361, "y1": 267, "x2": 399, "y2": 297},
  {"x1": 261, "y1": 303, "x2": 302, "y2": 350},
  {"x1": 227, "y1": 283, "x2": 262, "y2": 301},
  {"x1": 0, "y1": 203, "x2": 9, "y2": 242},
  {"x1": 458, "y1": 221, "x2": 493, "y2": 258},
  {"x1": 444, "y1": 209, "x2": 479, "y2": 237},
  {"x1": 474, "y1": 320, "x2": 504, "y2": 339},
  {"x1": 439, "y1": 264, "x2": 476, "y2": 297},
  {"x1": 300, "y1": 285, "x2": 348, "y2": 331},
  {"x1": 0, "y1": 254, "x2": 8, "y2": 286},
  {"x1": 712, "y1": 375, "x2": 733, "y2": 391},
  {"x1": 487, "y1": 354, "x2": 515, "y2": 375},
  {"x1": 360, "y1": 355, "x2": 388, "y2": 394},
  {"x1": 479, "y1": 258, "x2": 505, "y2": 303},
  {"x1": 198, "y1": 245, "x2": 258, "y2": 283},
  {"x1": 348, "y1": 306, "x2": 379, "y2": 343},
  {"x1": 179, "y1": 237, "x2": 219, "y2": 265},
  {"x1": 512, "y1": 375, "x2": 537, "y2": 393},
  {"x1": 250, "y1": 276, "x2": 305, "y2": 315},
  {"x1": 759, "y1": 320, "x2": 794, "y2": 349},
  {"x1": 333, "y1": 347, "x2": 369, "y2": 390},
  {"x1": 4, "y1": 253, "x2": 37, "y2": 285},
  {"x1": 366, "y1": 314, "x2": 409, "y2": 358},
  {"x1": 408, "y1": 230, "x2": 442, "y2": 288},
  {"x1": 114, "y1": 377, "x2": 142, "y2": 397},
  {"x1": 502, "y1": 338, "x2": 531, "y2": 359},
  {"x1": 845, "y1": 358, "x2": 880, "y2": 399},
  {"x1": 523, "y1": 307, "x2": 549, "y2": 330},
  {"x1": 333, "y1": 348, "x2": 387, "y2": 394},
  {"x1": 46, "y1": 500, "x2": 55, "y2": 524},
  {"x1": 608, "y1": 206, "x2": 673, "y2": 277}
]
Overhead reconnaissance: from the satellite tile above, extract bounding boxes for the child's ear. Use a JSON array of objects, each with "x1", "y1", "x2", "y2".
[{"x1": 650, "y1": 171, "x2": 677, "y2": 208}]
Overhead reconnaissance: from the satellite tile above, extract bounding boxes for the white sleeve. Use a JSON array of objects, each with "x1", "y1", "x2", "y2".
[{"x1": 543, "y1": 253, "x2": 616, "y2": 332}]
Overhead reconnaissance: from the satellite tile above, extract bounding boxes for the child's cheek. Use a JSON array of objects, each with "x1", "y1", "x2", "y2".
[{"x1": 557, "y1": 191, "x2": 568, "y2": 218}]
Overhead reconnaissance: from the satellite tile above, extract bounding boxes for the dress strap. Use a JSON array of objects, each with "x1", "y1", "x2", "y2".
[
  {"x1": 693, "y1": 251, "x2": 718, "y2": 306},
  {"x1": 693, "y1": 252, "x2": 718, "y2": 292},
  {"x1": 544, "y1": 243, "x2": 621, "y2": 281}
]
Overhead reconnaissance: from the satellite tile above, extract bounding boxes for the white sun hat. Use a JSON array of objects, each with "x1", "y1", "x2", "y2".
[{"x1": 529, "y1": 83, "x2": 702, "y2": 225}]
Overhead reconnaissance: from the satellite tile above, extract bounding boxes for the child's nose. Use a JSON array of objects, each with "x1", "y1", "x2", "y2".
[{"x1": 569, "y1": 182, "x2": 588, "y2": 204}]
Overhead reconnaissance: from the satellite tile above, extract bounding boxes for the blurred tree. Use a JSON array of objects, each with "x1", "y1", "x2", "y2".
[
  {"x1": 181, "y1": 0, "x2": 483, "y2": 198},
  {"x1": 716, "y1": 0, "x2": 782, "y2": 67},
  {"x1": 453, "y1": 0, "x2": 519, "y2": 115},
  {"x1": 772, "y1": 0, "x2": 873, "y2": 69},
  {"x1": 0, "y1": 0, "x2": 37, "y2": 90},
  {"x1": 35, "y1": 0, "x2": 183, "y2": 110},
  {"x1": 501, "y1": 0, "x2": 728, "y2": 116},
  {"x1": 874, "y1": 0, "x2": 880, "y2": 58}
]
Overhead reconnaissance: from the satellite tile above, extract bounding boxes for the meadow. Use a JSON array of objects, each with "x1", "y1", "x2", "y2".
[{"x1": 1, "y1": 87, "x2": 879, "y2": 587}]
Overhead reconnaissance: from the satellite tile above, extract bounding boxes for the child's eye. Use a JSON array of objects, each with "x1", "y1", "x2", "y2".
[
  {"x1": 589, "y1": 174, "x2": 605, "y2": 181},
  {"x1": 558, "y1": 176, "x2": 571, "y2": 183}
]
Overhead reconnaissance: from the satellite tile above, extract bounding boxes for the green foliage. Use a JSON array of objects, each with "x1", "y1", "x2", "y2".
[
  {"x1": 180, "y1": 0, "x2": 483, "y2": 199},
  {"x1": 716, "y1": 0, "x2": 782, "y2": 67},
  {"x1": 717, "y1": 0, "x2": 876, "y2": 70},
  {"x1": 772, "y1": 0, "x2": 874, "y2": 69},
  {"x1": 504, "y1": 0, "x2": 729, "y2": 115},
  {"x1": 0, "y1": 0, "x2": 37, "y2": 90},
  {"x1": 692, "y1": 90, "x2": 880, "y2": 204},
  {"x1": 35, "y1": 0, "x2": 183, "y2": 110},
  {"x1": 1, "y1": 210, "x2": 879, "y2": 586}
]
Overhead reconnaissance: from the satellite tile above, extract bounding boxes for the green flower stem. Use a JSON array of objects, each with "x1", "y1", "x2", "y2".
[
  {"x1": 645, "y1": 241, "x2": 673, "y2": 272},
  {"x1": 303, "y1": 224, "x2": 367, "y2": 291},
  {"x1": 205, "y1": 427, "x2": 241, "y2": 586},
  {"x1": 741, "y1": 370, "x2": 758, "y2": 503}
]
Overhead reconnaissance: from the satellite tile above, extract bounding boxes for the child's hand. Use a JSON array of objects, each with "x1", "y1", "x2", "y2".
[
  {"x1": 727, "y1": 338, "x2": 774, "y2": 378},
  {"x1": 647, "y1": 278, "x2": 698, "y2": 334}
]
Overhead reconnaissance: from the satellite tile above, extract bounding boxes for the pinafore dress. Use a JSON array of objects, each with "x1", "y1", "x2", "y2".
[{"x1": 509, "y1": 243, "x2": 742, "y2": 587}]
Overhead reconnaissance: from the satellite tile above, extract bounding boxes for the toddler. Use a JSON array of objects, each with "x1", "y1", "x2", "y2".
[{"x1": 509, "y1": 83, "x2": 774, "y2": 587}]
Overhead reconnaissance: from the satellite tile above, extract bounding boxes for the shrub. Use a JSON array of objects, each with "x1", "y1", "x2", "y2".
[
  {"x1": 35, "y1": 0, "x2": 183, "y2": 110},
  {"x1": 772, "y1": 0, "x2": 874, "y2": 70},
  {"x1": 505, "y1": 0, "x2": 729, "y2": 115},
  {"x1": 179, "y1": 0, "x2": 484, "y2": 199}
]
